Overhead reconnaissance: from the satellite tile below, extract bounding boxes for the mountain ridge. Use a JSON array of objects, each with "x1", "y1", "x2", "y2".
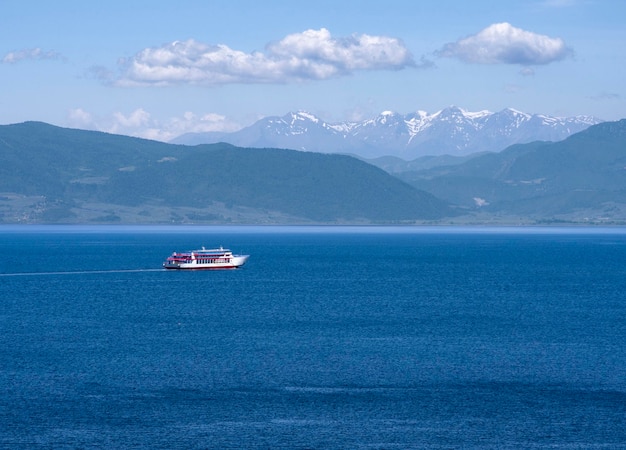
[
  {"x1": 1, "y1": 119, "x2": 625, "y2": 225},
  {"x1": 171, "y1": 106, "x2": 602, "y2": 159},
  {"x1": 397, "y1": 119, "x2": 626, "y2": 223},
  {"x1": 0, "y1": 121, "x2": 453, "y2": 224}
]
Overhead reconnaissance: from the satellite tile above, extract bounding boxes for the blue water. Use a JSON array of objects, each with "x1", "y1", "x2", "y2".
[{"x1": 1, "y1": 226, "x2": 626, "y2": 448}]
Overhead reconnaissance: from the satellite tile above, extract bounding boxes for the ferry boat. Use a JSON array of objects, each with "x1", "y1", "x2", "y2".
[{"x1": 163, "y1": 246, "x2": 249, "y2": 270}]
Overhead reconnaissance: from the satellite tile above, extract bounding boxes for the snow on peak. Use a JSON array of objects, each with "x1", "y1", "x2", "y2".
[
  {"x1": 290, "y1": 111, "x2": 320, "y2": 123},
  {"x1": 502, "y1": 108, "x2": 531, "y2": 119},
  {"x1": 373, "y1": 110, "x2": 401, "y2": 126},
  {"x1": 435, "y1": 106, "x2": 493, "y2": 119},
  {"x1": 463, "y1": 109, "x2": 492, "y2": 120},
  {"x1": 295, "y1": 111, "x2": 320, "y2": 123},
  {"x1": 257, "y1": 107, "x2": 601, "y2": 156},
  {"x1": 504, "y1": 107, "x2": 527, "y2": 115},
  {"x1": 173, "y1": 105, "x2": 603, "y2": 159}
]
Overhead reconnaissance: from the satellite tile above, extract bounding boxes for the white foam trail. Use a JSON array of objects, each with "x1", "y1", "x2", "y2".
[{"x1": 0, "y1": 268, "x2": 163, "y2": 277}]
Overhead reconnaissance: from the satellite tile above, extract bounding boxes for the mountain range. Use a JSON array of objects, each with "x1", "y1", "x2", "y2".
[
  {"x1": 397, "y1": 119, "x2": 626, "y2": 223},
  {"x1": 1, "y1": 118, "x2": 625, "y2": 225},
  {"x1": 0, "y1": 122, "x2": 451, "y2": 224},
  {"x1": 171, "y1": 106, "x2": 602, "y2": 159}
]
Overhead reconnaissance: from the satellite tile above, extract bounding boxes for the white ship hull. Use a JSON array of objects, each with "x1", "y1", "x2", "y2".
[
  {"x1": 163, "y1": 247, "x2": 249, "y2": 270},
  {"x1": 163, "y1": 255, "x2": 249, "y2": 270}
]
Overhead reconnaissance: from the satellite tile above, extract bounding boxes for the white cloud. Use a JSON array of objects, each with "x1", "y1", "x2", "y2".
[
  {"x1": 2, "y1": 47, "x2": 64, "y2": 64},
  {"x1": 67, "y1": 108, "x2": 94, "y2": 127},
  {"x1": 66, "y1": 108, "x2": 241, "y2": 142},
  {"x1": 112, "y1": 108, "x2": 151, "y2": 129},
  {"x1": 115, "y1": 28, "x2": 415, "y2": 86},
  {"x1": 438, "y1": 23, "x2": 572, "y2": 65}
]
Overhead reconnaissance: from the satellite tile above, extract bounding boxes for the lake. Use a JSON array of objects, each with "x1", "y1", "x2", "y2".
[{"x1": 1, "y1": 226, "x2": 626, "y2": 448}]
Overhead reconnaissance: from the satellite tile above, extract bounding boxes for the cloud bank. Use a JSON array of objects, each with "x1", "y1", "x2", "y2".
[
  {"x1": 2, "y1": 48, "x2": 64, "y2": 64},
  {"x1": 115, "y1": 28, "x2": 415, "y2": 86},
  {"x1": 438, "y1": 22, "x2": 571, "y2": 65},
  {"x1": 68, "y1": 108, "x2": 241, "y2": 142}
]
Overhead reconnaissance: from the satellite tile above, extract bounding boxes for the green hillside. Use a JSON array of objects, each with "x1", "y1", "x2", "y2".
[
  {"x1": 0, "y1": 122, "x2": 452, "y2": 224},
  {"x1": 399, "y1": 119, "x2": 626, "y2": 223}
]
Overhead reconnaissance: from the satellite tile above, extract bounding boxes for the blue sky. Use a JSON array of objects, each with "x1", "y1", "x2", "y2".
[{"x1": 1, "y1": 0, "x2": 624, "y2": 141}]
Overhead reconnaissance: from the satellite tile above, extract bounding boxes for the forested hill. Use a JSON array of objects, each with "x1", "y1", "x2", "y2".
[
  {"x1": 0, "y1": 122, "x2": 453, "y2": 223},
  {"x1": 398, "y1": 119, "x2": 626, "y2": 223}
]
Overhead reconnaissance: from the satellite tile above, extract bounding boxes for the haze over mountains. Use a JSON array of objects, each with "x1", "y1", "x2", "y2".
[{"x1": 171, "y1": 106, "x2": 601, "y2": 159}]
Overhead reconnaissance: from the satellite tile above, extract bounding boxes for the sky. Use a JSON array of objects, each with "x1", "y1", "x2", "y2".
[{"x1": 1, "y1": 0, "x2": 625, "y2": 141}]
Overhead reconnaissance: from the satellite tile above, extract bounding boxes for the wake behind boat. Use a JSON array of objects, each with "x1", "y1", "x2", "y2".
[{"x1": 163, "y1": 246, "x2": 249, "y2": 270}]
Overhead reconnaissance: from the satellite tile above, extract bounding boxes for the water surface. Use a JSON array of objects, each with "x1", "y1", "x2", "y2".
[{"x1": 1, "y1": 226, "x2": 625, "y2": 448}]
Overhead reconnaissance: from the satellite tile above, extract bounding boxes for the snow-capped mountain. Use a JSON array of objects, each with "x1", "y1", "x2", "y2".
[{"x1": 171, "y1": 106, "x2": 602, "y2": 159}]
